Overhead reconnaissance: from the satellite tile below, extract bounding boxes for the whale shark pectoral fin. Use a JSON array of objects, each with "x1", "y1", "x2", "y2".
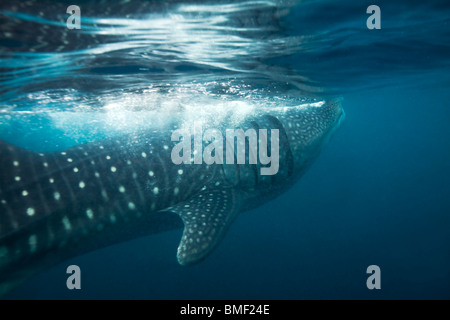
[{"x1": 168, "y1": 187, "x2": 241, "y2": 266}]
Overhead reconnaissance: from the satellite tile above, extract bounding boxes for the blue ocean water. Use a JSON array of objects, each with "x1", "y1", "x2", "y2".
[{"x1": 1, "y1": 0, "x2": 450, "y2": 299}]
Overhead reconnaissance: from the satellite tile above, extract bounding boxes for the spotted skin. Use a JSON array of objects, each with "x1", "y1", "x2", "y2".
[{"x1": 0, "y1": 99, "x2": 344, "y2": 296}]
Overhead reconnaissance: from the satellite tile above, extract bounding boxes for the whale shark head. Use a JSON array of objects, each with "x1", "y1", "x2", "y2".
[{"x1": 277, "y1": 99, "x2": 344, "y2": 177}]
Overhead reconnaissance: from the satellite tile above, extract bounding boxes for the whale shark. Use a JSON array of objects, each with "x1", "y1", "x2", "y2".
[{"x1": 0, "y1": 98, "x2": 343, "y2": 296}]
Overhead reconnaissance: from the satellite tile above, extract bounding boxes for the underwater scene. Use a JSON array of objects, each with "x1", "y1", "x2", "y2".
[{"x1": 0, "y1": 0, "x2": 449, "y2": 299}]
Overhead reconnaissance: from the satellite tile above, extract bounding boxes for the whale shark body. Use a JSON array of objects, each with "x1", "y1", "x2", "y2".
[{"x1": 0, "y1": 99, "x2": 344, "y2": 296}]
